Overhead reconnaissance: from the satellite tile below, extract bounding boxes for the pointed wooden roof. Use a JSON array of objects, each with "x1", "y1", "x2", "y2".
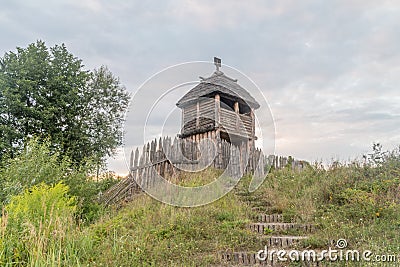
[{"x1": 176, "y1": 70, "x2": 260, "y2": 109}]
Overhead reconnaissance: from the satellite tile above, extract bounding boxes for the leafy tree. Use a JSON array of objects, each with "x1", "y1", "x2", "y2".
[
  {"x1": 0, "y1": 40, "x2": 129, "y2": 167},
  {"x1": 80, "y1": 65, "x2": 130, "y2": 175},
  {"x1": 0, "y1": 41, "x2": 51, "y2": 158}
]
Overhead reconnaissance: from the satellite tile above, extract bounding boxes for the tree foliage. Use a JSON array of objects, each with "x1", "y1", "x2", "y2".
[
  {"x1": 0, "y1": 40, "x2": 129, "y2": 166},
  {"x1": 0, "y1": 138, "x2": 70, "y2": 204},
  {"x1": 0, "y1": 138, "x2": 116, "y2": 223}
]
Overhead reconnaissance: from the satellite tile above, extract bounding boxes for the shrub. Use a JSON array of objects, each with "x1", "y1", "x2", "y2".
[
  {"x1": 0, "y1": 138, "x2": 70, "y2": 205},
  {"x1": 1, "y1": 182, "x2": 76, "y2": 266},
  {"x1": 0, "y1": 138, "x2": 115, "y2": 224}
]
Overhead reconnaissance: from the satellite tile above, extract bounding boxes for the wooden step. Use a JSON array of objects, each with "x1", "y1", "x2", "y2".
[
  {"x1": 264, "y1": 235, "x2": 308, "y2": 248},
  {"x1": 250, "y1": 206, "x2": 267, "y2": 212},
  {"x1": 248, "y1": 223, "x2": 316, "y2": 234},
  {"x1": 255, "y1": 214, "x2": 283, "y2": 223},
  {"x1": 220, "y1": 251, "x2": 322, "y2": 266},
  {"x1": 250, "y1": 206, "x2": 281, "y2": 213},
  {"x1": 221, "y1": 251, "x2": 273, "y2": 266}
]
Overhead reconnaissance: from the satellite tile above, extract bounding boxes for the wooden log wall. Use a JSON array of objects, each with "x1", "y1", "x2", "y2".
[
  {"x1": 218, "y1": 108, "x2": 252, "y2": 138},
  {"x1": 101, "y1": 136, "x2": 306, "y2": 205},
  {"x1": 182, "y1": 98, "x2": 215, "y2": 135},
  {"x1": 267, "y1": 155, "x2": 306, "y2": 171}
]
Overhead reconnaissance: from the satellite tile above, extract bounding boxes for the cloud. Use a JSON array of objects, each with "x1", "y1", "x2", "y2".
[{"x1": 1, "y1": 0, "x2": 400, "y2": 173}]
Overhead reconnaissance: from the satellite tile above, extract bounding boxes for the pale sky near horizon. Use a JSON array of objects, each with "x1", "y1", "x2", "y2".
[{"x1": 1, "y1": 1, "x2": 400, "y2": 175}]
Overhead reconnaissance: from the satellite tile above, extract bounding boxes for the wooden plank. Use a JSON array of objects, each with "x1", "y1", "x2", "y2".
[{"x1": 134, "y1": 148, "x2": 139, "y2": 168}]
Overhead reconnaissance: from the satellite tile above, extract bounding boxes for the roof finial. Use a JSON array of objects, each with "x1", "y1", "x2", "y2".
[{"x1": 214, "y1": 57, "x2": 221, "y2": 72}]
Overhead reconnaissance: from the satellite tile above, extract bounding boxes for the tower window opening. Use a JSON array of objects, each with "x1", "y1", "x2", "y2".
[{"x1": 220, "y1": 97, "x2": 235, "y2": 111}]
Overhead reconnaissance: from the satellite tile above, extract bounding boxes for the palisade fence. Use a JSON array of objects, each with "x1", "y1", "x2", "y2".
[{"x1": 101, "y1": 137, "x2": 306, "y2": 205}]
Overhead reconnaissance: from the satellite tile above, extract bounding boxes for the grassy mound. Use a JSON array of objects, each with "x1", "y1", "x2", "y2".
[{"x1": 1, "y1": 147, "x2": 399, "y2": 266}]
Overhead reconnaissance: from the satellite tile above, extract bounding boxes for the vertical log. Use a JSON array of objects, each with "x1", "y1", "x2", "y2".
[
  {"x1": 139, "y1": 145, "x2": 146, "y2": 186},
  {"x1": 215, "y1": 94, "x2": 221, "y2": 128},
  {"x1": 250, "y1": 108, "x2": 255, "y2": 150},
  {"x1": 196, "y1": 101, "x2": 200, "y2": 128},
  {"x1": 134, "y1": 148, "x2": 139, "y2": 168},
  {"x1": 217, "y1": 136, "x2": 222, "y2": 169},
  {"x1": 215, "y1": 94, "x2": 222, "y2": 169},
  {"x1": 152, "y1": 139, "x2": 157, "y2": 162},
  {"x1": 181, "y1": 107, "x2": 185, "y2": 135},
  {"x1": 130, "y1": 150, "x2": 134, "y2": 169},
  {"x1": 194, "y1": 134, "x2": 198, "y2": 161},
  {"x1": 133, "y1": 148, "x2": 139, "y2": 182},
  {"x1": 145, "y1": 142, "x2": 150, "y2": 189},
  {"x1": 158, "y1": 137, "x2": 162, "y2": 163},
  {"x1": 172, "y1": 137, "x2": 178, "y2": 163},
  {"x1": 210, "y1": 131, "x2": 215, "y2": 168},
  {"x1": 234, "y1": 101, "x2": 239, "y2": 131}
]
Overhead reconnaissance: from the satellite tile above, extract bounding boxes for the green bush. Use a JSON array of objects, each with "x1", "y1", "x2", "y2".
[
  {"x1": 0, "y1": 138, "x2": 115, "y2": 224},
  {"x1": 215, "y1": 211, "x2": 235, "y2": 222},
  {"x1": 0, "y1": 138, "x2": 70, "y2": 205},
  {"x1": 1, "y1": 182, "x2": 76, "y2": 266}
]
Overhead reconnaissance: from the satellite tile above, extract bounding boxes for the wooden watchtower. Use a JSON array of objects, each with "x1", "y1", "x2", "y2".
[{"x1": 176, "y1": 57, "x2": 260, "y2": 165}]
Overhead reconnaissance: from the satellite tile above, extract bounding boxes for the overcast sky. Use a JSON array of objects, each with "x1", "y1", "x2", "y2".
[{"x1": 1, "y1": 0, "x2": 400, "y2": 174}]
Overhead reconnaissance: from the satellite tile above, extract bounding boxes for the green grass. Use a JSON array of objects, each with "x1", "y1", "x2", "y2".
[
  {"x1": 78, "y1": 162, "x2": 400, "y2": 266},
  {"x1": 79, "y1": 192, "x2": 261, "y2": 266},
  {"x1": 78, "y1": 169, "x2": 263, "y2": 266},
  {"x1": 1, "y1": 150, "x2": 400, "y2": 266},
  {"x1": 1, "y1": 169, "x2": 263, "y2": 266},
  {"x1": 246, "y1": 158, "x2": 400, "y2": 266}
]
